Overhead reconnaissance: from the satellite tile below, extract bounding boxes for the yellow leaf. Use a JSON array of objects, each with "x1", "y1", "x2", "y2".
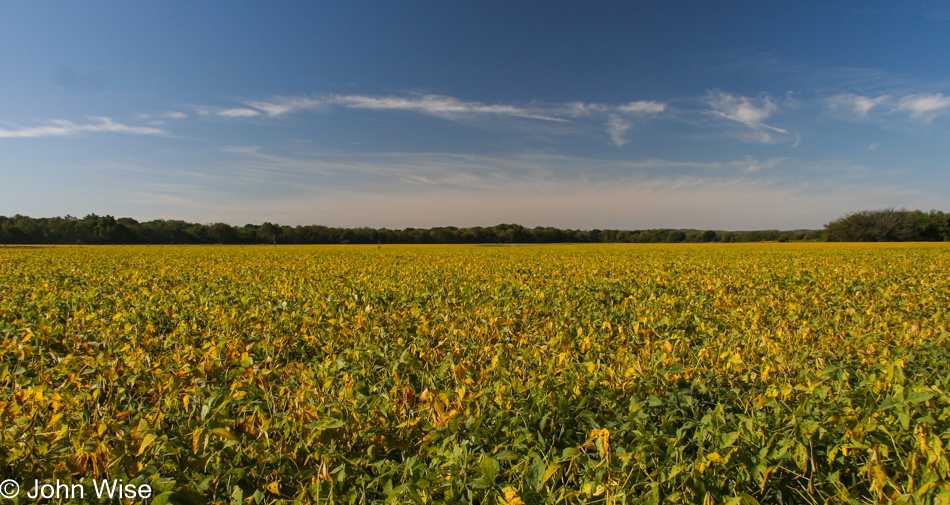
[
  {"x1": 53, "y1": 425, "x2": 68, "y2": 442},
  {"x1": 543, "y1": 464, "x2": 559, "y2": 484},
  {"x1": 46, "y1": 412, "x2": 64, "y2": 429},
  {"x1": 266, "y1": 481, "x2": 281, "y2": 495},
  {"x1": 498, "y1": 486, "x2": 524, "y2": 505},
  {"x1": 192, "y1": 428, "x2": 204, "y2": 454},
  {"x1": 137, "y1": 433, "x2": 157, "y2": 457},
  {"x1": 212, "y1": 428, "x2": 236, "y2": 440}
]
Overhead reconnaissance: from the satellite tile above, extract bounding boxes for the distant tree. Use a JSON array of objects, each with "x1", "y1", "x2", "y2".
[
  {"x1": 902, "y1": 210, "x2": 945, "y2": 241},
  {"x1": 667, "y1": 230, "x2": 687, "y2": 243},
  {"x1": 258, "y1": 222, "x2": 281, "y2": 244},
  {"x1": 239, "y1": 224, "x2": 259, "y2": 243},
  {"x1": 210, "y1": 223, "x2": 238, "y2": 244},
  {"x1": 701, "y1": 230, "x2": 718, "y2": 242},
  {"x1": 91, "y1": 215, "x2": 120, "y2": 244},
  {"x1": 825, "y1": 208, "x2": 909, "y2": 241}
]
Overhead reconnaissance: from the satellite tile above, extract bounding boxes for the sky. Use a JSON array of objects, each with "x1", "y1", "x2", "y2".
[{"x1": 2, "y1": 1, "x2": 949, "y2": 230}]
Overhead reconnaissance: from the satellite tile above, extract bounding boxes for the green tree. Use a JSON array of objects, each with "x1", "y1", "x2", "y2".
[{"x1": 258, "y1": 222, "x2": 282, "y2": 244}]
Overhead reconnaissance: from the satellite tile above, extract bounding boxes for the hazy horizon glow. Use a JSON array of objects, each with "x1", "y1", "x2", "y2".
[{"x1": 2, "y1": 2, "x2": 949, "y2": 229}]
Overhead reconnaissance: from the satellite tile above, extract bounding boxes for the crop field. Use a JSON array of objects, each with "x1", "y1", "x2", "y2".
[{"x1": 1, "y1": 243, "x2": 949, "y2": 504}]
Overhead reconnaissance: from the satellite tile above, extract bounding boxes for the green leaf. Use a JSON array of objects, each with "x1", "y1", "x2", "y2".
[
  {"x1": 663, "y1": 363, "x2": 685, "y2": 374},
  {"x1": 878, "y1": 397, "x2": 903, "y2": 411},
  {"x1": 721, "y1": 431, "x2": 740, "y2": 447},
  {"x1": 230, "y1": 485, "x2": 243, "y2": 505},
  {"x1": 527, "y1": 457, "x2": 545, "y2": 491},
  {"x1": 905, "y1": 391, "x2": 933, "y2": 404},
  {"x1": 479, "y1": 456, "x2": 498, "y2": 486}
]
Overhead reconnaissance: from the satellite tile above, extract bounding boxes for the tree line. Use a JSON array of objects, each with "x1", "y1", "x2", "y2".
[
  {"x1": 0, "y1": 214, "x2": 822, "y2": 245},
  {"x1": 0, "y1": 209, "x2": 946, "y2": 245}
]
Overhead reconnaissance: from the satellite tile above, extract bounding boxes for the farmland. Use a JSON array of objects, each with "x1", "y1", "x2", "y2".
[{"x1": 1, "y1": 243, "x2": 949, "y2": 504}]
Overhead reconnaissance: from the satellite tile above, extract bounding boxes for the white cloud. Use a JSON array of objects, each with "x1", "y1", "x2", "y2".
[
  {"x1": 604, "y1": 101, "x2": 667, "y2": 144},
  {"x1": 218, "y1": 108, "x2": 261, "y2": 118},
  {"x1": 194, "y1": 106, "x2": 266, "y2": 118},
  {"x1": 827, "y1": 93, "x2": 890, "y2": 118},
  {"x1": 0, "y1": 117, "x2": 166, "y2": 138},
  {"x1": 239, "y1": 94, "x2": 567, "y2": 121},
  {"x1": 330, "y1": 94, "x2": 568, "y2": 122},
  {"x1": 705, "y1": 90, "x2": 788, "y2": 134},
  {"x1": 557, "y1": 102, "x2": 608, "y2": 117},
  {"x1": 897, "y1": 93, "x2": 950, "y2": 121},
  {"x1": 199, "y1": 94, "x2": 674, "y2": 146},
  {"x1": 137, "y1": 111, "x2": 188, "y2": 120},
  {"x1": 606, "y1": 115, "x2": 632, "y2": 145},
  {"x1": 618, "y1": 100, "x2": 667, "y2": 114},
  {"x1": 555, "y1": 100, "x2": 667, "y2": 118},
  {"x1": 827, "y1": 93, "x2": 950, "y2": 123},
  {"x1": 244, "y1": 97, "x2": 324, "y2": 117},
  {"x1": 241, "y1": 93, "x2": 577, "y2": 122}
]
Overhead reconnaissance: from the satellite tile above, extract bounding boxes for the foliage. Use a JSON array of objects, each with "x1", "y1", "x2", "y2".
[
  {"x1": 1, "y1": 243, "x2": 949, "y2": 504},
  {"x1": 0, "y1": 215, "x2": 824, "y2": 245},
  {"x1": 824, "y1": 209, "x2": 950, "y2": 242}
]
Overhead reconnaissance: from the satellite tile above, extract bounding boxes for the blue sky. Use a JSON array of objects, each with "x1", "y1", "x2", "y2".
[{"x1": 2, "y1": 1, "x2": 949, "y2": 229}]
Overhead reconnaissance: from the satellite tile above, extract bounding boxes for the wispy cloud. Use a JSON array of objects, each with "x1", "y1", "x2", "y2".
[
  {"x1": 0, "y1": 117, "x2": 166, "y2": 138},
  {"x1": 827, "y1": 92, "x2": 950, "y2": 123},
  {"x1": 137, "y1": 111, "x2": 188, "y2": 120},
  {"x1": 218, "y1": 108, "x2": 261, "y2": 117},
  {"x1": 557, "y1": 102, "x2": 609, "y2": 118},
  {"x1": 195, "y1": 106, "x2": 264, "y2": 118},
  {"x1": 186, "y1": 87, "x2": 949, "y2": 151},
  {"x1": 239, "y1": 94, "x2": 672, "y2": 122},
  {"x1": 618, "y1": 100, "x2": 667, "y2": 114},
  {"x1": 827, "y1": 93, "x2": 890, "y2": 118},
  {"x1": 238, "y1": 93, "x2": 567, "y2": 122},
  {"x1": 606, "y1": 115, "x2": 632, "y2": 145},
  {"x1": 705, "y1": 90, "x2": 788, "y2": 135},
  {"x1": 341, "y1": 94, "x2": 568, "y2": 122},
  {"x1": 897, "y1": 93, "x2": 950, "y2": 121},
  {"x1": 244, "y1": 97, "x2": 324, "y2": 117},
  {"x1": 605, "y1": 101, "x2": 667, "y2": 145},
  {"x1": 230, "y1": 93, "x2": 673, "y2": 146}
]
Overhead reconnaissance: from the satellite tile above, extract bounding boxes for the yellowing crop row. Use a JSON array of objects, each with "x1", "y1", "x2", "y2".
[{"x1": 1, "y1": 243, "x2": 948, "y2": 504}]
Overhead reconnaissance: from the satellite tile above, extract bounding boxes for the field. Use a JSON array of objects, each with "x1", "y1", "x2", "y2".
[{"x1": 1, "y1": 243, "x2": 949, "y2": 504}]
